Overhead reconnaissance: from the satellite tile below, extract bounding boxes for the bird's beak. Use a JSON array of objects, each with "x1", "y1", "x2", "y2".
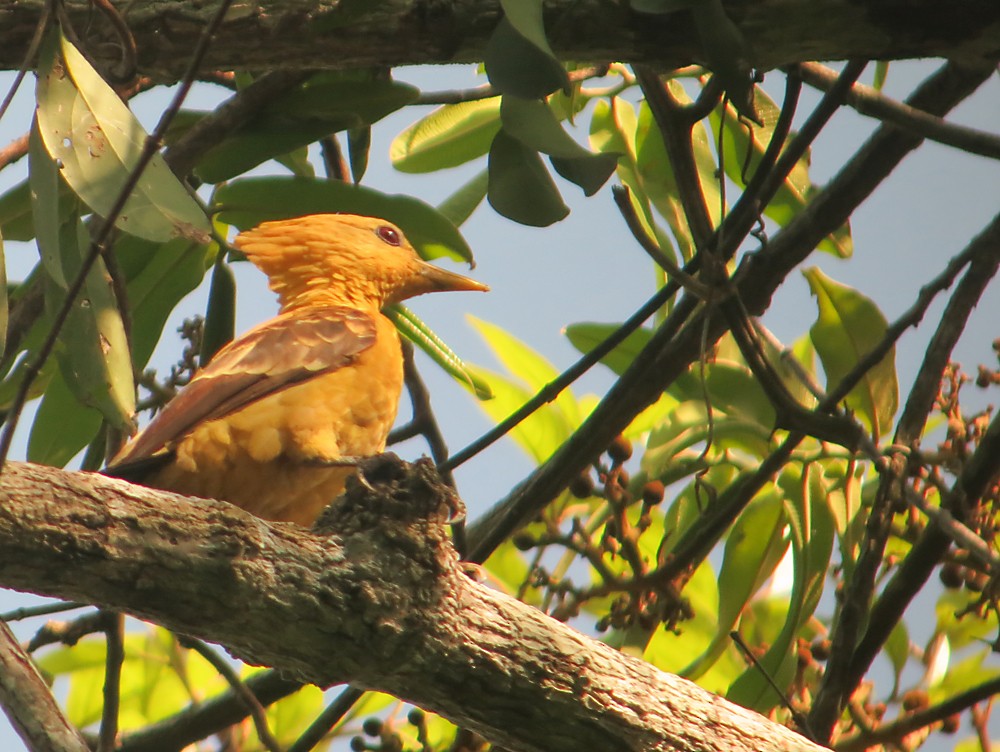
[{"x1": 415, "y1": 261, "x2": 490, "y2": 294}]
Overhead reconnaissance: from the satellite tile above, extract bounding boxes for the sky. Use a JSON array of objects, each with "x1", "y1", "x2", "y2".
[{"x1": 0, "y1": 58, "x2": 998, "y2": 750}]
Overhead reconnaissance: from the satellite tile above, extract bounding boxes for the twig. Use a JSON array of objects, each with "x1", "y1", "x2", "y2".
[
  {"x1": 0, "y1": 0, "x2": 235, "y2": 472},
  {"x1": 0, "y1": 600, "x2": 86, "y2": 622},
  {"x1": 0, "y1": 133, "x2": 30, "y2": 170},
  {"x1": 0, "y1": 2, "x2": 50, "y2": 126},
  {"x1": 798, "y1": 61, "x2": 1000, "y2": 160},
  {"x1": 97, "y1": 611, "x2": 124, "y2": 752},
  {"x1": 730, "y1": 631, "x2": 817, "y2": 742},
  {"x1": 182, "y1": 637, "x2": 282, "y2": 752},
  {"x1": 27, "y1": 611, "x2": 104, "y2": 652},
  {"x1": 415, "y1": 65, "x2": 610, "y2": 105},
  {"x1": 286, "y1": 686, "x2": 365, "y2": 752},
  {"x1": 0, "y1": 619, "x2": 89, "y2": 752}
]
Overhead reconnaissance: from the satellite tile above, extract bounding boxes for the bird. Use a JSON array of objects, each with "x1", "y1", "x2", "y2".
[{"x1": 105, "y1": 213, "x2": 488, "y2": 525}]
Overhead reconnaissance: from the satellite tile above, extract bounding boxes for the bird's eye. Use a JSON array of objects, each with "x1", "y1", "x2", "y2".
[{"x1": 375, "y1": 225, "x2": 401, "y2": 246}]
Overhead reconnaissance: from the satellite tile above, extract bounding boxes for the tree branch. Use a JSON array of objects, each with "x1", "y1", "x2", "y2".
[
  {"x1": 1, "y1": 0, "x2": 998, "y2": 80},
  {"x1": 0, "y1": 457, "x2": 826, "y2": 752}
]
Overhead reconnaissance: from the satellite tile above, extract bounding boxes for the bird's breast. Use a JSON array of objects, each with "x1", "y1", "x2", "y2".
[{"x1": 152, "y1": 317, "x2": 404, "y2": 524}]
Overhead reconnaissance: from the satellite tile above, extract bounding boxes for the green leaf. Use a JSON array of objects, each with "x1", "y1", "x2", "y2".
[
  {"x1": 437, "y1": 170, "x2": 488, "y2": 227},
  {"x1": 27, "y1": 367, "x2": 103, "y2": 467},
  {"x1": 563, "y1": 321, "x2": 653, "y2": 376},
  {"x1": 177, "y1": 79, "x2": 418, "y2": 183},
  {"x1": 35, "y1": 32, "x2": 209, "y2": 243},
  {"x1": 386, "y1": 305, "x2": 492, "y2": 400},
  {"x1": 29, "y1": 124, "x2": 69, "y2": 288},
  {"x1": 685, "y1": 491, "x2": 788, "y2": 680},
  {"x1": 348, "y1": 126, "x2": 371, "y2": 183},
  {"x1": 201, "y1": 261, "x2": 236, "y2": 365},
  {"x1": 487, "y1": 129, "x2": 568, "y2": 226},
  {"x1": 500, "y1": 97, "x2": 618, "y2": 196},
  {"x1": 117, "y1": 236, "x2": 211, "y2": 369},
  {"x1": 804, "y1": 267, "x2": 898, "y2": 441},
  {"x1": 710, "y1": 92, "x2": 852, "y2": 258},
  {"x1": 0, "y1": 177, "x2": 71, "y2": 242},
  {"x1": 485, "y1": 13, "x2": 568, "y2": 98},
  {"x1": 390, "y1": 97, "x2": 501, "y2": 174},
  {"x1": 43, "y1": 217, "x2": 136, "y2": 432},
  {"x1": 214, "y1": 177, "x2": 474, "y2": 264},
  {"x1": 728, "y1": 463, "x2": 835, "y2": 710}
]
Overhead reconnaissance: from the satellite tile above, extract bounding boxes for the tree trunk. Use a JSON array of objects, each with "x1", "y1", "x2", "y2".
[{"x1": 1, "y1": 0, "x2": 998, "y2": 80}]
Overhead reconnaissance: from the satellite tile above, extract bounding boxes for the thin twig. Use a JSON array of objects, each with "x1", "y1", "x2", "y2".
[
  {"x1": 182, "y1": 637, "x2": 282, "y2": 752},
  {"x1": 0, "y1": 0, "x2": 235, "y2": 472},
  {"x1": 0, "y1": 133, "x2": 30, "y2": 170},
  {"x1": 0, "y1": 600, "x2": 86, "y2": 623},
  {"x1": 286, "y1": 686, "x2": 365, "y2": 752},
  {"x1": 97, "y1": 611, "x2": 124, "y2": 752},
  {"x1": 0, "y1": 2, "x2": 50, "y2": 126},
  {"x1": 415, "y1": 65, "x2": 610, "y2": 105},
  {"x1": 27, "y1": 611, "x2": 104, "y2": 652},
  {"x1": 798, "y1": 61, "x2": 1000, "y2": 160}
]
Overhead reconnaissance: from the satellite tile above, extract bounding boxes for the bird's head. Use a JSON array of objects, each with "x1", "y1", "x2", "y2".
[{"x1": 233, "y1": 214, "x2": 488, "y2": 312}]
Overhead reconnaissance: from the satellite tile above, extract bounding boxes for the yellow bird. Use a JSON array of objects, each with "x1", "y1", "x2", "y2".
[{"x1": 106, "y1": 214, "x2": 487, "y2": 525}]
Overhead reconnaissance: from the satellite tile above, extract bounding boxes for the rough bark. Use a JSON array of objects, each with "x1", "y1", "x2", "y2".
[
  {"x1": 0, "y1": 0, "x2": 998, "y2": 81},
  {"x1": 0, "y1": 457, "x2": 824, "y2": 752}
]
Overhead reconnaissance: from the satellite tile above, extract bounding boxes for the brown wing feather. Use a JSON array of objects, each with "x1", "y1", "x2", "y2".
[{"x1": 108, "y1": 307, "x2": 377, "y2": 469}]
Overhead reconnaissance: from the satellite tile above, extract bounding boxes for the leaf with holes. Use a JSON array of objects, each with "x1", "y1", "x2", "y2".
[{"x1": 35, "y1": 32, "x2": 209, "y2": 243}]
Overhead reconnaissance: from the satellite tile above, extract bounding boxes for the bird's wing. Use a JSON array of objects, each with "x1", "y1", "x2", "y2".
[{"x1": 107, "y1": 306, "x2": 378, "y2": 470}]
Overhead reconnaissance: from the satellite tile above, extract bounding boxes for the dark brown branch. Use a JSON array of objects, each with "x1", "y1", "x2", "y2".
[{"x1": 98, "y1": 611, "x2": 124, "y2": 752}]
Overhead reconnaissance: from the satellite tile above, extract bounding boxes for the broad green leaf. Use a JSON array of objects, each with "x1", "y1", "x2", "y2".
[
  {"x1": 348, "y1": 126, "x2": 371, "y2": 183},
  {"x1": 386, "y1": 305, "x2": 492, "y2": 400},
  {"x1": 44, "y1": 216, "x2": 135, "y2": 433},
  {"x1": 500, "y1": 0, "x2": 559, "y2": 59},
  {"x1": 437, "y1": 170, "x2": 488, "y2": 227},
  {"x1": 500, "y1": 97, "x2": 617, "y2": 196},
  {"x1": 214, "y1": 177, "x2": 473, "y2": 263},
  {"x1": 201, "y1": 261, "x2": 236, "y2": 365},
  {"x1": 487, "y1": 129, "x2": 568, "y2": 226},
  {"x1": 467, "y1": 364, "x2": 567, "y2": 463},
  {"x1": 35, "y1": 32, "x2": 209, "y2": 243},
  {"x1": 728, "y1": 463, "x2": 835, "y2": 710},
  {"x1": 804, "y1": 267, "x2": 898, "y2": 442},
  {"x1": 469, "y1": 315, "x2": 579, "y2": 426},
  {"x1": 174, "y1": 79, "x2": 418, "y2": 183},
  {"x1": 29, "y1": 123, "x2": 66, "y2": 287},
  {"x1": 0, "y1": 177, "x2": 70, "y2": 241},
  {"x1": 266, "y1": 684, "x2": 325, "y2": 744},
  {"x1": 484, "y1": 16, "x2": 568, "y2": 98},
  {"x1": 27, "y1": 364, "x2": 103, "y2": 467},
  {"x1": 685, "y1": 491, "x2": 788, "y2": 680},
  {"x1": 390, "y1": 97, "x2": 501, "y2": 173},
  {"x1": 563, "y1": 321, "x2": 653, "y2": 376},
  {"x1": 710, "y1": 93, "x2": 852, "y2": 258},
  {"x1": 501, "y1": 96, "x2": 600, "y2": 161},
  {"x1": 119, "y1": 236, "x2": 212, "y2": 369}
]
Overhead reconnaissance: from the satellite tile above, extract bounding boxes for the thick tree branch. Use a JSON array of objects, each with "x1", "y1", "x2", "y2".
[
  {"x1": 1, "y1": 0, "x2": 998, "y2": 80},
  {"x1": 0, "y1": 458, "x2": 825, "y2": 752}
]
